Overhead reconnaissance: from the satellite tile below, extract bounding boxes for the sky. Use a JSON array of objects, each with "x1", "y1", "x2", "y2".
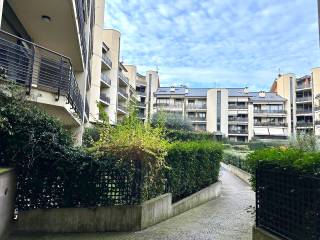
[{"x1": 104, "y1": 0, "x2": 320, "y2": 91}]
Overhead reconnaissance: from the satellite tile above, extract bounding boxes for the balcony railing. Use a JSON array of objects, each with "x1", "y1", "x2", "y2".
[
  {"x1": 102, "y1": 53, "x2": 112, "y2": 68},
  {"x1": 254, "y1": 109, "x2": 286, "y2": 114},
  {"x1": 296, "y1": 122, "x2": 313, "y2": 127},
  {"x1": 296, "y1": 109, "x2": 313, "y2": 114},
  {"x1": 229, "y1": 130, "x2": 248, "y2": 134},
  {"x1": 188, "y1": 117, "x2": 206, "y2": 121},
  {"x1": 136, "y1": 80, "x2": 147, "y2": 86},
  {"x1": 154, "y1": 103, "x2": 183, "y2": 109},
  {"x1": 75, "y1": 0, "x2": 87, "y2": 63},
  {"x1": 296, "y1": 96, "x2": 312, "y2": 102},
  {"x1": 228, "y1": 105, "x2": 248, "y2": 110},
  {"x1": 138, "y1": 113, "x2": 146, "y2": 119},
  {"x1": 118, "y1": 104, "x2": 127, "y2": 113},
  {"x1": 187, "y1": 104, "x2": 207, "y2": 109},
  {"x1": 101, "y1": 73, "x2": 111, "y2": 86},
  {"x1": 118, "y1": 71, "x2": 129, "y2": 85},
  {"x1": 296, "y1": 83, "x2": 311, "y2": 90},
  {"x1": 136, "y1": 90, "x2": 146, "y2": 96},
  {"x1": 100, "y1": 93, "x2": 110, "y2": 104},
  {"x1": 314, "y1": 120, "x2": 320, "y2": 125},
  {"x1": 254, "y1": 122, "x2": 288, "y2": 127},
  {"x1": 118, "y1": 88, "x2": 128, "y2": 98},
  {"x1": 228, "y1": 118, "x2": 248, "y2": 122},
  {"x1": 137, "y1": 102, "x2": 146, "y2": 107},
  {"x1": 0, "y1": 30, "x2": 84, "y2": 120}
]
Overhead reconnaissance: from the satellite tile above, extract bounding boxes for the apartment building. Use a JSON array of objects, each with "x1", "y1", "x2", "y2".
[
  {"x1": 0, "y1": 0, "x2": 97, "y2": 143},
  {"x1": 154, "y1": 87, "x2": 288, "y2": 142},
  {"x1": 271, "y1": 67, "x2": 320, "y2": 136}
]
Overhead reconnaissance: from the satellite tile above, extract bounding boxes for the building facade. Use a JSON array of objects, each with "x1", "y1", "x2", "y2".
[{"x1": 154, "y1": 87, "x2": 288, "y2": 142}]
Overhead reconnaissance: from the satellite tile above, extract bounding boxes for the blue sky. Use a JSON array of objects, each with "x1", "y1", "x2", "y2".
[{"x1": 105, "y1": 0, "x2": 320, "y2": 91}]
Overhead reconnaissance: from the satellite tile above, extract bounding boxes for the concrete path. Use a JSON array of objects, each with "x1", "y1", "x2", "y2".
[{"x1": 10, "y1": 168, "x2": 255, "y2": 240}]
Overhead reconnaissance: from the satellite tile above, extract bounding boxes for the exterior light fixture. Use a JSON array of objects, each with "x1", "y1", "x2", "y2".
[{"x1": 41, "y1": 15, "x2": 51, "y2": 23}]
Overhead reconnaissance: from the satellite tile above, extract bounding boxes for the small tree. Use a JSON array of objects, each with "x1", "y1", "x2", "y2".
[
  {"x1": 151, "y1": 111, "x2": 193, "y2": 131},
  {"x1": 290, "y1": 132, "x2": 318, "y2": 152}
]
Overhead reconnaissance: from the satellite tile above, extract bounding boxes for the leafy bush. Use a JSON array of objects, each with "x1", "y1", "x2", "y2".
[
  {"x1": 151, "y1": 111, "x2": 193, "y2": 131},
  {"x1": 90, "y1": 110, "x2": 169, "y2": 201},
  {"x1": 223, "y1": 149, "x2": 251, "y2": 172},
  {"x1": 164, "y1": 129, "x2": 216, "y2": 142},
  {"x1": 83, "y1": 126, "x2": 101, "y2": 147},
  {"x1": 247, "y1": 147, "x2": 320, "y2": 189},
  {"x1": 290, "y1": 133, "x2": 319, "y2": 152},
  {"x1": 248, "y1": 139, "x2": 288, "y2": 150},
  {"x1": 166, "y1": 141, "x2": 223, "y2": 202}
]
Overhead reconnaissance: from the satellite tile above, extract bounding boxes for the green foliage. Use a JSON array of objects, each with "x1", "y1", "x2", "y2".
[
  {"x1": 248, "y1": 139, "x2": 288, "y2": 150},
  {"x1": 164, "y1": 129, "x2": 215, "y2": 142},
  {"x1": 290, "y1": 132, "x2": 319, "y2": 152},
  {"x1": 222, "y1": 149, "x2": 251, "y2": 172},
  {"x1": 151, "y1": 111, "x2": 193, "y2": 131},
  {"x1": 90, "y1": 108, "x2": 169, "y2": 201},
  {"x1": 247, "y1": 147, "x2": 320, "y2": 189},
  {"x1": 83, "y1": 126, "x2": 101, "y2": 148},
  {"x1": 166, "y1": 140, "x2": 223, "y2": 202}
]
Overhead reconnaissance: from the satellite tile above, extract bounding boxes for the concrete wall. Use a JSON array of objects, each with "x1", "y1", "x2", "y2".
[
  {"x1": 14, "y1": 182, "x2": 222, "y2": 233},
  {"x1": 221, "y1": 163, "x2": 251, "y2": 185},
  {"x1": 0, "y1": 169, "x2": 16, "y2": 240}
]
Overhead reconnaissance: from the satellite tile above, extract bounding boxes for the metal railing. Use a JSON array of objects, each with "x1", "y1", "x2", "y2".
[
  {"x1": 186, "y1": 104, "x2": 207, "y2": 109},
  {"x1": 228, "y1": 105, "x2": 248, "y2": 110},
  {"x1": 137, "y1": 102, "x2": 146, "y2": 107},
  {"x1": 118, "y1": 71, "x2": 129, "y2": 85},
  {"x1": 296, "y1": 96, "x2": 312, "y2": 102},
  {"x1": 136, "y1": 80, "x2": 147, "y2": 86},
  {"x1": 296, "y1": 122, "x2": 313, "y2": 127},
  {"x1": 154, "y1": 103, "x2": 183, "y2": 108},
  {"x1": 75, "y1": 0, "x2": 87, "y2": 63},
  {"x1": 100, "y1": 93, "x2": 110, "y2": 104},
  {"x1": 118, "y1": 88, "x2": 128, "y2": 98},
  {"x1": 136, "y1": 90, "x2": 146, "y2": 96},
  {"x1": 254, "y1": 122, "x2": 287, "y2": 127},
  {"x1": 102, "y1": 53, "x2": 112, "y2": 68},
  {"x1": 296, "y1": 83, "x2": 311, "y2": 90},
  {"x1": 188, "y1": 116, "x2": 206, "y2": 121},
  {"x1": 256, "y1": 165, "x2": 320, "y2": 240},
  {"x1": 0, "y1": 30, "x2": 84, "y2": 120},
  {"x1": 296, "y1": 109, "x2": 313, "y2": 114},
  {"x1": 228, "y1": 118, "x2": 248, "y2": 122},
  {"x1": 118, "y1": 104, "x2": 128, "y2": 113},
  {"x1": 228, "y1": 129, "x2": 248, "y2": 134},
  {"x1": 254, "y1": 109, "x2": 286, "y2": 114},
  {"x1": 101, "y1": 73, "x2": 111, "y2": 86}
]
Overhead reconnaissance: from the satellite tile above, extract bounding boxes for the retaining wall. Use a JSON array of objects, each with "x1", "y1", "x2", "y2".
[{"x1": 221, "y1": 162, "x2": 251, "y2": 185}]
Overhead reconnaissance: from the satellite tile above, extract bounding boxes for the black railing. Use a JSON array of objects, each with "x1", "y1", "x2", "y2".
[
  {"x1": 0, "y1": 30, "x2": 84, "y2": 120},
  {"x1": 296, "y1": 109, "x2": 313, "y2": 114},
  {"x1": 137, "y1": 102, "x2": 146, "y2": 107},
  {"x1": 256, "y1": 165, "x2": 320, "y2": 240},
  {"x1": 254, "y1": 122, "x2": 287, "y2": 127},
  {"x1": 296, "y1": 122, "x2": 313, "y2": 127},
  {"x1": 254, "y1": 109, "x2": 286, "y2": 114},
  {"x1": 228, "y1": 105, "x2": 248, "y2": 110},
  {"x1": 100, "y1": 93, "x2": 110, "y2": 104},
  {"x1": 101, "y1": 73, "x2": 111, "y2": 86},
  {"x1": 75, "y1": 0, "x2": 87, "y2": 64},
  {"x1": 188, "y1": 117, "x2": 206, "y2": 121},
  {"x1": 228, "y1": 118, "x2": 248, "y2": 122},
  {"x1": 187, "y1": 104, "x2": 207, "y2": 109},
  {"x1": 118, "y1": 88, "x2": 128, "y2": 98},
  {"x1": 229, "y1": 129, "x2": 248, "y2": 134}
]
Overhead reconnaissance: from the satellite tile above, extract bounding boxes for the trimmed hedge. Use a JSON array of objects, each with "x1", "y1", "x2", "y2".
[
  {"x1": 247, "y1": 147, "x2": 320, "y2": 189},
  {"x1": 248, "y1": 140, "x2": 288, "y2": 150},
  {"x1": 223, "y1": 149, "x2": 251, "y2": 173},
  {"x1": 166, "y1": 141, "x2": 223, "y2": 202},
  {"x1": 164, "y1": 129, "x2": 216, "y2": 142}
]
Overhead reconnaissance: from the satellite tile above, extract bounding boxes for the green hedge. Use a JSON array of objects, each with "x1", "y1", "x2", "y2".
[
  {"x1": 222, "y1": 149, "x2": 251, "y2": 173},
  {"x1": 166, "y1": 141, "x2": 223, "y2": 202},
  {"x1": 248, "y1": 140, "x2": 288, "y2": 150},
  {"x1": 164, "y1": 129, "x2": 216, "y2": 142},
  {"x1": 247, "y1": 147, "x2": 320, "y2": 188}
]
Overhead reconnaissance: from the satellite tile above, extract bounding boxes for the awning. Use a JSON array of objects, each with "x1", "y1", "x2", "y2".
[
  {"x1": 269, "y1": 128, "x2": 286, "y2": 136},
  {"x1": 254, "y1": 128, "x2": 269, "y2": 135}
]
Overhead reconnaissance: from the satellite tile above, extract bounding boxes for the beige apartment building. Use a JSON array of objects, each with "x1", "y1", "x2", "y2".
[
  {"x1": 154, "y1": 87, "x2": 288, "y2": 142},
  {"x1": 271, "y1": 67, "x2": 320, "y2": 136}
]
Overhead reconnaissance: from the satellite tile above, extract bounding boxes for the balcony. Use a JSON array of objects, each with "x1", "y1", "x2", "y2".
[
  {"x1": 138, "y1": 113, "x2": 146, "y2": 119},
  {"x1": 0, "y1": 30, "x2": 84, "y2": 124},
  {"x1": 254, "y1": 109, "x2": 286, "y2": 114},
  {"x1": 154, "y1": 103, "x2": 183, "y2": 109},
  {"x1": 102, "y1": 53, "x2": 112, "y2": 69},
  {"x1": 229, "y1": 129, "x2": 248, "y2": 135},
  {"x1": 296, "y1": 83, "x2": 311, "y2": 90},
  {"x1": 136, "y1": 80, "x2": 147, "y2": 86},
  {"x1": 228, "y1": 105, "x2": 248, "y2": 110},
  {"x1": 100, "y1": 93, "x2": 110, "y2": 105},
  {"x1": 296, "y1": 122, "x2": 313, "y2": 128},
  {"x1": 101, "y1": 73, "x2": 111, "y2": 87},
  {"x1": 118, "y1": 104, "x2": 128, "y2": 114},
  {"x1": 228, "y1": 118, "x2": 248, "y2": 123},
  {"x1": 75, "y1": 0, "x2": 87, "y2": 64},
  {"x1": 296, "y1": 109, "x2": 313, "y2": 114},
  {"x1": 136, "y1": 90, "x2": 146, "y2": 96},
  {"x1": 254, "y1": 122, "x2": 287, "y2": 127},
  {"x1": 118, "y1": 71, "x2": 129, "y2": 85},
  {"x1": 137, "y1": 102, "x2": 146, "y2": 108},
  {"x1": 188, "y1": 116, "x2": 206, "y2": 122},
  {"x1": 296, "y1": 96, "x2": 312, "y2": 102},
  {"x1": 118, "y1": 88, "x2": 128, "y2": 99},
  {"x1": 186, "y1": 104, "x2": 207, "y2": 110}
]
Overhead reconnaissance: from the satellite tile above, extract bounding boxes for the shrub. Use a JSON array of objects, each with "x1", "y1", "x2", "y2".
[
  {"x1": 83, "y1": 126, "x2": 101, "y2": 148},
  {"x1": 164, "y1": 129, "x2": 216, "y2": 142},
  {"x1": 247, "y1": 147, "x2": 320, "y2": 189},
  {"x1": 166, "y1": 141, "x2": 223, "y2": 202},
  {"x1": 223, "y1": 149, "x2": 251, "y2": 172},
  {"x1": 248, "y1": 139, "x2": 288, "y2": 150},
  {"x1": 151, "y1": 111, "x2": 193, "y2": 131},
  {"x1": 90, "y1": 110, "x2": 169, "y2": 201},
  {"x1": 290, "y1": 133, "x2": 319, "y2": 152}
]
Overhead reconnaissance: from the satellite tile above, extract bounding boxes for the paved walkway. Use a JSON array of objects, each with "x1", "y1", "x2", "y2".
[{"x1": 11, "y1": 168, "x2": 255, "y2": 240}]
